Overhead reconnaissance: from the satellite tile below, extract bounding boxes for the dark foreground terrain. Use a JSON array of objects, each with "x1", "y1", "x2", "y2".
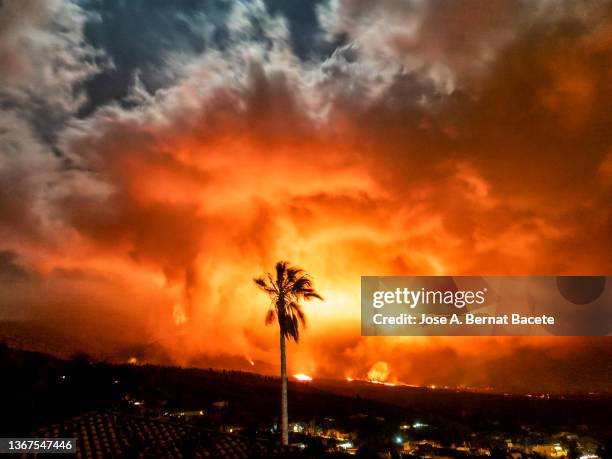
[{"x1": 1, "y1": 343, "x2": 611, "y2": 457}]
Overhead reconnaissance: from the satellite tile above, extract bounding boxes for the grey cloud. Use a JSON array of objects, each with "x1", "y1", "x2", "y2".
[{"x1": 0, "y1": 0, "x2": 104, "y2": 147}]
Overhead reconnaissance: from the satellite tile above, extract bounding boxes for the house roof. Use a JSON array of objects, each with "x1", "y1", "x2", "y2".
[{"x1": 32, "y1": 411, "x2": 281, "y2": 458}]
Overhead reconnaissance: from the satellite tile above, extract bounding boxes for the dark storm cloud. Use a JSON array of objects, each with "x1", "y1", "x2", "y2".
[
  {"x1": 78, "y1": 0, "x2": 234, "y2": 115},
  {"x1": 263, "y1": 0, "x2": 340, "y2": 60},
  {"x1": 76, "y1": 0, "x2": 345, "y2": 116}
]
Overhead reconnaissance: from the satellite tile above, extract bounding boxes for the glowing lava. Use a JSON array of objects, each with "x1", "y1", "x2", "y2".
[
  {"x1": 293, "y1": 374, "x2": 313, "y2": 382},
  {"x1": 367, "y1": 361, "x2": 389, "y2": 383}
]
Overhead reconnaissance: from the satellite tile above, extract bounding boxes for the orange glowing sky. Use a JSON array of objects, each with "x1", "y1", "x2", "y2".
[{"x1": 0, "y1": 0, "x2": 611, "y2": 393}]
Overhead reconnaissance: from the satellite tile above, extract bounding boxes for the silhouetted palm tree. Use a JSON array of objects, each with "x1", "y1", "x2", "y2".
[{"x1": 254, "y1": 261, "x2": 323, "y2": 446}]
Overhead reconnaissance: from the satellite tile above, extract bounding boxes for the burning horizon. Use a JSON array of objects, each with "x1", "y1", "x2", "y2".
[{"x1": 0, "y1": 0, "x2": 611, "y2": 394}]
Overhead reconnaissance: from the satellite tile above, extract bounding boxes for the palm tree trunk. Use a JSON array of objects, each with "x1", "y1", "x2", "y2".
[{"x1": 279, "y1": 332, "x2": 289, "y2": 446}]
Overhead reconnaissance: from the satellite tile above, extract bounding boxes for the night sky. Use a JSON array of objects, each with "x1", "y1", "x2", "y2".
[{"x1": 1, "y1": 0, "x2": 611, "y2": 393}]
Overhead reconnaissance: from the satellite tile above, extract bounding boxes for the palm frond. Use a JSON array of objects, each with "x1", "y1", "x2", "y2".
[
  {"x1": 275, "y1": 261, "x2": 289, "y2": 288},
  {"x1": 265, "y1": 309, "x2": 276, "y2": 325},
  {"x1": 283, "y1": 315, "x2": 300, "y2": 342},
  {"x1": 290, "y1": 275, "x2": 313, "y2": 293},
  {"x1": 289, "y1": 276, "x2": 323, "y2": 301},
  {"x1": 285, "y1": 266, "x2": 304, "y2": 285},
  {"x1": 303, "y1": 289, "x2": 324, "y2": 301},
  {"x1": 266, "y1": 273, "x2": 276, "y2": 291},
  {"x1": 289, "y1": 301, "x2": 306, "y2": 328},
  {"x1": 253, "y1": 277, "x2": 277, "y2": 295}
]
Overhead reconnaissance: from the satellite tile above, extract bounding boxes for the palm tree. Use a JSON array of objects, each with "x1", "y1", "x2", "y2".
[{"x1": 253, "y1": 261, "x2": 323, "y2": 446}]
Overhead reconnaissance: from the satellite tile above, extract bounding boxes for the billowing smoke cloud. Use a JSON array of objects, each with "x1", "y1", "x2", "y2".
[{"x1": 0, "y1": 0, "x2": 611, "y2": 392}]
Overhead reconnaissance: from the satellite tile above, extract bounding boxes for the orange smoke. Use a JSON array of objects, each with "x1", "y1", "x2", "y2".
[{"x1": 0, "y1": 0, "x2": 611, "y2": 394}]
